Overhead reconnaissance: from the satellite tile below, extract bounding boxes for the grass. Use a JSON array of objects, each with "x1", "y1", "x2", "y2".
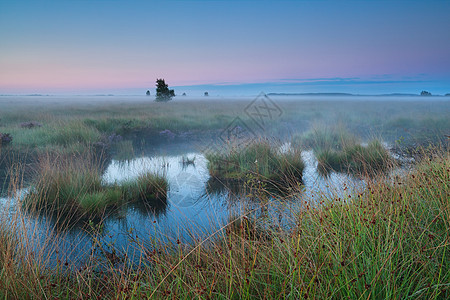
[
  {"x1": 0, "y1": 148, "x2": 448, "y2": 298},
  {"x1": 1, "y1": 96, "x2": 448, "y2": 157},
  {"x1": 23, "y1": 152, "x2": 168, "y2": 222},
  {"x1": 296, "y1": 125, "x2": 393, "y2": 175},
  {"x1": 117, "y1": 149, "x2": 450, "y2": 299},
  {"x1": 295, "y1": 123, "x2": 359, "y2": 152},
  {"x1": 205, "y1": 139, "x2": 305, "y2": 191},
  {"x1": 0, "y1": 96, "x2": 449, "y2": 298},
  {"x1": 316, "y1": 139, "x2": 394, "y2": 175},
  {"x1": 120, "y1": 171, "x2": 168, "y2": 203},
  {"x1": 3, "y1": 120, "x2": 102, "y2": 154},
  {"x1": 0, "y1": 224, "x2": 16, "y2": 272}
]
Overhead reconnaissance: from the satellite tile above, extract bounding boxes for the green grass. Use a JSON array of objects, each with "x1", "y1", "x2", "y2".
[
  {"x1": 23, "y1": 153, "x2": 168, "y2": 221},
  {"x1": 120, "y1": 171, "x2": 168, "y2": 203},
  {"x1": 317, "y1": 139, "x2": 393, "y2": 175},
  {"x1": 205, "y1": 140, "x2": 304, "y2": 190},
  {"x1": 294, "y1": 123, "x2": 359, "y2": 152},
  {"x1": 295, "y1": 125, "x2": 393, "y2": 175},
  {"x1": 0, "y1": 148, "x2": 448, "y2": 299},
  {"x1": 2, "y1": 120, "x2": 101, "y2": 154},
  {"x1": 83, "y1": 117, "x2": 147, "y2": 135},
  {"x1": 0, "y1": 96, "x2": 449, "y2": 298},
  {"x1": 1, "y1": 96, "x2": 449, "y2": 158},
  {"x1": 78, "y1": 189, "x2": 123, "y2": 215},
  {"x1": 125, "y1": 150, "x2": 449, "y2": 299}
]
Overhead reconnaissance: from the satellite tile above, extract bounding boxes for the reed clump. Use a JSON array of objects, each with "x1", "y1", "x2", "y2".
[
  {"x1": 23, "y1": 152, "x2": 167, "y2": 221},
  {"x1": 205, "y1": 140, "x2": 304, "y2": 190},
  {"x1": 0, "y1": 148, "x2": 448, "y2": 299},
  {"x1": 296, "y1": 124, "x2": 359, "y2": 152},
  {"x1": 120, "y1": 171, "x2": 168, "y2": 203},
  {"x1": 317, "y1": 139, "x2": 393, "y2": 175},
  {"x1": 296, "y1": 125, "x2": 393, "y2": 175},
  {"x1": 122, "y1": 148, "x2": 449, "y2": 299}
]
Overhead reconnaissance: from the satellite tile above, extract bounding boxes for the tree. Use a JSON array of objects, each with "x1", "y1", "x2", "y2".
[
  {"x1": 155, "y1": 79, "x2": 175, "y2": 102},
  {"x1": 420, "y1": 90, "x2": 432, "y2": 96},
  {"x1": 146, "y1": 90, "x2": 150, "y2": 96}
]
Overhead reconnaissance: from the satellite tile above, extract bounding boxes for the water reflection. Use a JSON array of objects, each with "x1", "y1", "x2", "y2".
[
  {"x1": 300, "y1": 150, "x2": 365, "y2": 201},
  {"x1": 0, "y1": 145, "x2": 367, "y2": 266}
]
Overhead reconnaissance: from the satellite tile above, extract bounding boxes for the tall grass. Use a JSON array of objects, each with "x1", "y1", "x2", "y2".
[
  {"x1": 295, "y1": 123, "x2": 358, "y2": 152},
  {"x1": 125, "y1": 149, "x2": 449, "y2": 299},
  {"x1": 120, "y1": 171, "x2": 168, "y2": 203},
  {"x1": 4, "y1": 120, "x2": 101, "y2": 154},
  {"x1": 296, "y1": 125, "x2": 393, "y2": 175},
  {"x1": 317, "y1": 139, "x2": 394, "y2": 175},
  {"x1": 1, "y1": 97, "x2": 449, "y2": 157},
  {"x1": 205, "y1": 139, "x2": 305, "y2": 191},
  {"x1": 0, "y1": 148, "x2": 448, "y2": 298},
  {"x1": 23, "y1": 152, "x2": 168, "y2": 222},
  {"x1": 0, "y1": 95, "x2": 449, "y2": 298}
]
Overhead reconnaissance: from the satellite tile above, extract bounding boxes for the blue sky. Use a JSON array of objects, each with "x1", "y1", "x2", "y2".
[{"x1": 1, "y1": 0, "x2": 449, "y2": 95}]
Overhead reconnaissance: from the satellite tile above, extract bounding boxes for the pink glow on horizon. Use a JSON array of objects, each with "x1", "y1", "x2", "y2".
[{"x1": 0, "y1": 1, "x2": 448, "y2": 94}]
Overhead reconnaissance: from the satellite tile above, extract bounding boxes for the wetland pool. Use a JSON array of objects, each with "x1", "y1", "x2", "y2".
[{"x1": 0, "y1": 141, "x2": 365, "y2": 266}]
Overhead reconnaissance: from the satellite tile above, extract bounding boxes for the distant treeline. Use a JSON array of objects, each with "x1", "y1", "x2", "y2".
[{"x1": 267, "y1": 92, "x2": 448, "y2": 97}]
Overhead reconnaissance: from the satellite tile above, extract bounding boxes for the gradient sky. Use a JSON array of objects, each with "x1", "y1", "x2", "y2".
[{"x1": 1, "y1": 0, "x2": 449, "y2": 95}]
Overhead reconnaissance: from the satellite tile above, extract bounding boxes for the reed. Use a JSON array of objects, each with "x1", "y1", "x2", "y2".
[
  {"x1": 23, "y1": 151, "x2": 168, "y2": 222},
  {"x1": 0, "y1": 147, "x2": 448, "y2": 299},
  {"x1": 317, "y1": 139, "x2": 393, "y2": 175},
  {"x1": 205, "y1": 139, "x2": 305, "y2": 190}
]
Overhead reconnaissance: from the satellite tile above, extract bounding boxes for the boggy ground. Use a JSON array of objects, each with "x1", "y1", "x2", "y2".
[
  {"x1": 0, "y1": 95, "x2": 449, "y2": 298},
  {"x1": 0, "y1": 147, "x2": 448, "y2": 299},
  {"x1": 1, "y1": 95, "x2": 448, "y2": 153},
  {"x1": 1, "y1": 95, "x2": 448, "y2": 184}
]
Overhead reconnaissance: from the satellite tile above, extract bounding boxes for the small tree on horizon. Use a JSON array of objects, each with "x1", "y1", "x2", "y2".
[{"x1": 155, "y1": 79, "x2": 175, "y2": 102}]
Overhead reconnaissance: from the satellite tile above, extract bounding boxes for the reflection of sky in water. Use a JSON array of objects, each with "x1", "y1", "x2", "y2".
[
  {"x1": 301, "y1": 150, "x2": 365, "y2": 201},
  {"x1": 102, "y1": 153, "x2": 230, "y2": 238},
  {"x1": 0, "y1": 147, "x2": 366, "y2": 266}
]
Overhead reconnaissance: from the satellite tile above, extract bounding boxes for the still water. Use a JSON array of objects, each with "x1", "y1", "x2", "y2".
[{"x1": 0, "y1": 141, "x2": 365, "y2": 266}]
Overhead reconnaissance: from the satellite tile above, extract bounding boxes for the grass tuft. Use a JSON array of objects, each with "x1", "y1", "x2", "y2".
[
  {"x1": 23, "y1": 152, "x2": 168, "y2": 222},
  {"x1": 205, "y1": 139, "x2": 304, "y2": 191},
  {"x1": 317, "y1": 139, "x2": 393, "y2": 175}
]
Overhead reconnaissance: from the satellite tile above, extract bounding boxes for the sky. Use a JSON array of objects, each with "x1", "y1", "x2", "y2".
[{"x1": 1, "y1": 0, "x2": 449, "y2": 96}]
